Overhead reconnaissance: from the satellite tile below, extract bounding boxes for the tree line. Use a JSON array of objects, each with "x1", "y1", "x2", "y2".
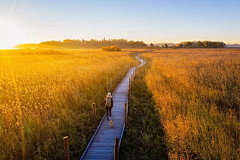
[
  {"x1": 176, "y1": 41, "x2": 226, "y2": 48},
  {"x1": 16, "y1": 38, "x2": 147, "y2": 49}
]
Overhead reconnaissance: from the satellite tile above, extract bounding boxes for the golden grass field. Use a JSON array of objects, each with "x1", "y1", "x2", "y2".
[
  {"x1": 1, "y1": 48, "x2": 240, "y2": 160},
  {"x1": 143, "y1": 48, "x2": 240, "y2": 159},
  {"x1": 0, "y1": 49, "x2": 136, "y2": 159}
]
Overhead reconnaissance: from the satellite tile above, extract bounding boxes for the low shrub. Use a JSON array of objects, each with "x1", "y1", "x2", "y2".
[{"x1": 101, "y1": 45, "x2": 121, "y2": 51}]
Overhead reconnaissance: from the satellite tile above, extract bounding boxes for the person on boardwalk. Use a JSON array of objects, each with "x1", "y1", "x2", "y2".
[{"x1": 105, "y1": 92, "x2": 113, "y2": 120}]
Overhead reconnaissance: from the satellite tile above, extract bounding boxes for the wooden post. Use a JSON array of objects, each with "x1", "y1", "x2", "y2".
[
  {"x1": 114, "y1": 137, "x2": 120, "y2": 160},
  {"x1": 93, "y1": 103, "x2": 97, "y2": 129},
  {"x1": 131, "y1": 74, "x2": 133, "y2": 84},
  {"x1": 107, "y1": 83, "x2": 110, "y2": 92},
  {"x1": 128, "y1": 78, "x2": 131, "y2": 101},
  {"x1": 63, "y1": 136, "x2": 70, "y2": 160},
  {"x1": 126, "y1": 101, "x2": 129, "y2": 115},
  {"x1": 116, "y1": 73, "x2": 117, "y2": 86},
  {"x1": 124, "y1": 103, "x2": 128, "y2": 130},
  {"x1": 129, "y1": 78, "x2": 131, "y2": 94},
  {"x1": 110, "y1": 78, "x2": 112, "y2": 93}
]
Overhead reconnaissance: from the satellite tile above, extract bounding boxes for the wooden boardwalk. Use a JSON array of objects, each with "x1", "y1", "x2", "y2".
[{"x1": 80, "y1": 57, "x2": 145, "y2": 160}]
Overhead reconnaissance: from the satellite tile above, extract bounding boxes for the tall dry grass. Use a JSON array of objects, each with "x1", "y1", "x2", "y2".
[
  {"x1": 0, "y1": 49, "x2": 135, "y2": 159},
  {"x1": 143, "y1": 49, "x2": 240, "y2": 159}
]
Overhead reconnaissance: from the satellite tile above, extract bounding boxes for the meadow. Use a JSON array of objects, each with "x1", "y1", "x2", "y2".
[
  {"x1": 0, "y1": 49, "x2": 136, "y2": 159},
  {"x1": 143, "y1": 49, "x2": 240, "y2": 159}
]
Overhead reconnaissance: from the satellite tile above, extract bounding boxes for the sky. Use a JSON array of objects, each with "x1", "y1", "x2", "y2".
[{"x1": 0, "y1": 0, "x2": 240, "y2": 48}]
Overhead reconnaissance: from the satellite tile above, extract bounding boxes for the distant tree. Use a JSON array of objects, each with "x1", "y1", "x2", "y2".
[
  {"x1": 165, "y1": 44, "x2": 168, "y2": 48},
  {"x1": 218, "y1": 43, "x2": 224, "y2": 48},
  {"x1": 186, "y1": 41, "x2": 193, "y2": 47},
  {"x1": 150, "y1": 43, "x2": 154, "y2": 47},
  {"x1": 212, "y1": 43, "x2": 218, "y2": 48},
  {"x1": 204, "y1": 41, "x2": 209, "y2": 47},
  {"x1": 162, "y1": 45, "x2": 164, "y2": 48},
  {"x1": 176, "y1": 44, "x2": 183, "y2": 48},
  {"x1": 198, "y1": 41, "x2": 204, "y2": 47}
]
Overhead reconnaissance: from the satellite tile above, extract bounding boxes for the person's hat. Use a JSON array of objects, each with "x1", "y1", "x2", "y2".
[{"x1": 107, "y1": 92, "x2": 112, "y2": 98}]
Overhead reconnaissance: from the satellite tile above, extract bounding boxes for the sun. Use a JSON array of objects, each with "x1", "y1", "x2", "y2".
[{"x1": 0, "y1": 21, "x2": 27, "y2": 49}]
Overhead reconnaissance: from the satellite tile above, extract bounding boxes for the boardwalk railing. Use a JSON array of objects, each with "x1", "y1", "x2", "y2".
[{"x1": 78, "y1": 56, "x2": 145, "y2": 160}]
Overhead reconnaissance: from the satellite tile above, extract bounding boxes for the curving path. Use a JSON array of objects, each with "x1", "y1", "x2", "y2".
[{"x1": 80, "y1": 56, "x2": 145, "y2": 160}]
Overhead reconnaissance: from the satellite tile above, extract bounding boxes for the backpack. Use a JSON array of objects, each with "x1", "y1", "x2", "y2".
[{"x1": 105, "y1": 97, "x2": 112, "y2": 108}]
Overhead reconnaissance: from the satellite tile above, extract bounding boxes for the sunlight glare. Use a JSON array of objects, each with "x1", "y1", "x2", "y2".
[{"x1": 0, "y1": 21, "x2": 27, "y2": 49}]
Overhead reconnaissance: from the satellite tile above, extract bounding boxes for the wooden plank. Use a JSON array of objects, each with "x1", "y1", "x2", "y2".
[
  {"x1": 84, "y1": 155, "x2": 113, "y2": 159},
  {"x1": 87, "y1": 147, "x2": 114, "y2": 151}
]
